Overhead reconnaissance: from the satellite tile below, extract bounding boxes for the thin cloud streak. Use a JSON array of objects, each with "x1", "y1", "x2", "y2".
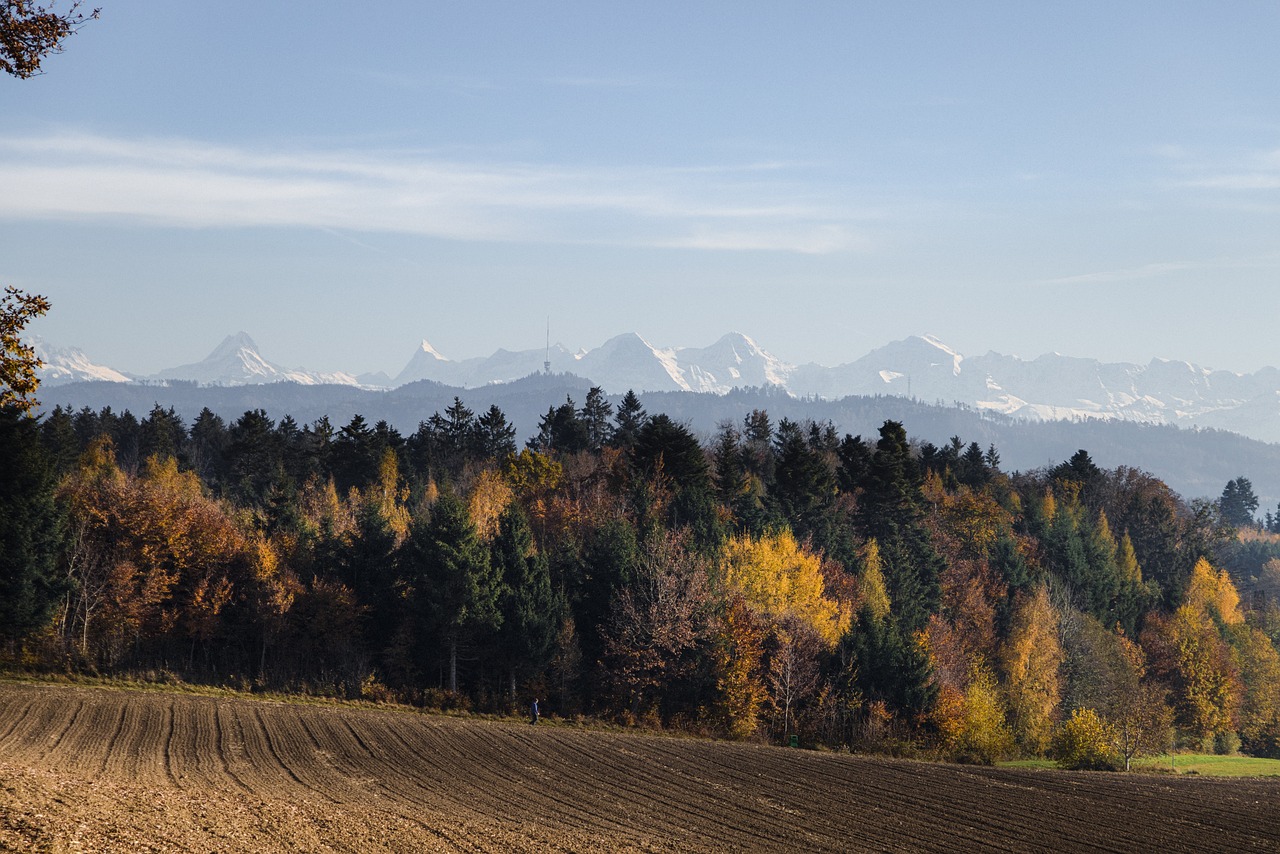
[
  {"x1": 1039, "y1": 253, "x2": 1280, "y2": 287},
  {"x1": 0, "y1": 133, "x2": 874, "y2": 254},
  {"x1": 1168, "y1": 145, "x2": 1280, "y2": 192},
  {"x1": 1039, "y1": 262, "x2": 1190, "y2": 286}
]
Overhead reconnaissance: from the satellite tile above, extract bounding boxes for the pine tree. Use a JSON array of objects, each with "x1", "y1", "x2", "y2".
[
  {"x1": 772, "y1": 418, "x2": 837, "y2": 546},
  {"x1": 139, "y1": 404, "x2": 186, "y2": 464},
  {"x1": 848, "y1": 606, "x2": 937, "y2": 720},
  {"x1": 1219, "y1": 477, "x2": 1260, "y2": 528},
  {"x1": 226, "y1": 409, "x2": 283, "y2": 507}
]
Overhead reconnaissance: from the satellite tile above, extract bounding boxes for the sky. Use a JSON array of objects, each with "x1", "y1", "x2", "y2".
[{"x1": 3, "y1": 2, "x2": 1280, "y2": 377}]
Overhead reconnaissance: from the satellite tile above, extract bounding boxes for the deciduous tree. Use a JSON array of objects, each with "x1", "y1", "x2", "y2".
[
  {"x1": 1, "y1": 1, "x2": 97, "y2": 77},
  {"x1": 602, "y1": 531, "x2": 713, "y2": 719},
  {"x1": 718, "y1": 529, "x2": 850, "y2": 647},
  {"x1": 0, "y1": 287, "x2": 49, "y2": 412},
  {"x1": 1000, "y1": 585, "x2": 1063, "y2": 754}
]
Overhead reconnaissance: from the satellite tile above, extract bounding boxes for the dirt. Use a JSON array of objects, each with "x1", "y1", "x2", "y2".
[{"x1": 1, "y1": 682, "x2": 1277, "y2": 852}]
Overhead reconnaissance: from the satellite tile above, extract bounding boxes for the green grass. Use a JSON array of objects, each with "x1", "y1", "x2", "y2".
[
  {"x1": 999, "y1": 754, "x2": 1280, "y2": 777},
  {"x1": 1134, "y1": 753, "x2": 1280, "y2": 777},
  {"x1": 999, "y1": 758, "x2": 1057, "y2": 770}
]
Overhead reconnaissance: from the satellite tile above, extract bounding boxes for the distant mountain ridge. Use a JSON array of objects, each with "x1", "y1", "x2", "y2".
[{"x1": 32, "y1": 330, "x2": 1280, "y2": 443}]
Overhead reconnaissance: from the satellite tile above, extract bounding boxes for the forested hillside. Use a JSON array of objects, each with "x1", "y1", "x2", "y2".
[
  {"x1": 38, "y1": 375, "x2": 1280, "y2": 506},
  {"x1": 4, "y1": 389, "x2": 1280, "y2": 769}
]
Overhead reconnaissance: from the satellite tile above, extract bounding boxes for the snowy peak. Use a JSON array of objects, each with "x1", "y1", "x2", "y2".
[
  {"x1": 152, "y1": 333, "x2": 359, "y2": 387},
  {"x1": 919, "y1": 335, "x2": 964, "y2": 376},
  {"x1": 207, "y1": 331, "x2": 261, "y2": 362},
  {"x1": 673, "y1": 331, "x2": 792, "y2": 392},
  {"x1": 577, "y1": 332, "x2": 689, "y2": 392},
  {"x1": 32, "y1": 337, "x2": 130, "y2": 386},
  {"x1": 417, "y1": 339, "x2": 448, "y2": 361}
]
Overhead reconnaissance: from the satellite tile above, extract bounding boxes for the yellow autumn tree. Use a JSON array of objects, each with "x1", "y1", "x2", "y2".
[
  {"x1": 955, "y1": 662, "x2": 1014, "y2": 764},
  {"x1": 467, "y1": 467, "x2": 513, "y2": 542},
  {"x1": 1185, "y1": 557, "x2": 1242, "y2": 625},
  {"x1": 859, "y1": 538, "x2": 891, "y2": 622},
  {"x1": 1000, "y1": 584, "x2": 1063, "y2": 754},
  {"x1": 1142, "y1": 607, "x2": 1242, "y2": 742},
  {"x1": 503, "y1": 449, "x2": 562, "y2": 542},
  {"x1": 1228, "y1": 624, "x2": 1280, "y2": 750},
  {"x1": 296, "y1": 474, "x2": 354, "y2": 540},
  {"x1": 59, "y1": 446, "x2": 252, "y2": 666},
  {"x1": 1117, "y1": 532, "x2": 1142, "y2": 584},
  {"x1": 136, "y1": 455, "x2": 244, "y2": 658},
  {"x1": 369, "y1": 449, "x2": 411, "y2": 541},
  {"x1": 1052, "y1": 707, "x2": 1118, "y2": 770},
  {"x1": 717, "y1": 529, "x2": 850, "y2": 647},
  {"x1": 1137, "y1": 558, "x2": 1245, "y2": 743}
]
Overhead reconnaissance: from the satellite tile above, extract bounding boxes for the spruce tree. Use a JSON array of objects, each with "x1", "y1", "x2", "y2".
[
  {"x1": 0, "y1": 408, "x2": 65, "y2": 644},
  {"x1": 402, "y1": 492, "x2": 502, "y2": 693},
  {"x1": 492, "y1": 504, "x2": 567, "y2": 700},
  {"x1": 855, "y1": 421, "x2": 943, "y2": 634},
  {"x1": 610, "y1": 390, "x2": 647, "y2": 449}
]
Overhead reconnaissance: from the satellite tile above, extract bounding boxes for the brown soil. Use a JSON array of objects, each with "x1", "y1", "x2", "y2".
[{"x1": 1, "y1": 682, "x2": 1276, "y2": 852}]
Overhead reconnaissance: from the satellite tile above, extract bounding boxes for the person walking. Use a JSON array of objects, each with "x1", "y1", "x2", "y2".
[{"x1": 530, "y1": 697, "x2": 540, "y2": 725}]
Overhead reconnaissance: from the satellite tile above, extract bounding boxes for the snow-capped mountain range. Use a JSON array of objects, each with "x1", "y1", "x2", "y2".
[{"x1": 32, "y1": 331, "x2": 1280, "y2": 443}]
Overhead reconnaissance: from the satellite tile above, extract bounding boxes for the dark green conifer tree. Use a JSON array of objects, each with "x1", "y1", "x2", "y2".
[
  {"x1": 401, "y1": 492, "x2": 502, "y2": 693},
  {"x1": 855, "y1": 421, "x2": 943, "y2": 634},
  {"x1": 491, "y1": 504, "x2": 567, "y2": 700},
  {"x1": 609, "y1": 389, "x2": 647, "y2": 449},
  {"x1": 580, "y1": 386, "x2": 613, "y2": 452},
  {"x1": 0, "y1": 408, "x2": 65, "y2": 645},
  {"x1": 476, "y1": 405, "x2": 516, "y2": 461}
]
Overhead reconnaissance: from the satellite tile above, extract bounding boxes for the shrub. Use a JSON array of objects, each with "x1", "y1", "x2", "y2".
[
  {"x1": 1214, "y1": 730, "x2": 1241, "y2": 756},
  {"x1": 1052, "y1": 708, "x2": 1120, "y2": 771},
  {"x1": 954, "y1": 666, "x2": 1014, "y2": 765}
]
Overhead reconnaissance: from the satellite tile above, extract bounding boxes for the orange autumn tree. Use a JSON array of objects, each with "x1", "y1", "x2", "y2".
[
  {"x1": 713, "y1": 594, "x2": 769, "y2": 739},
  {"x1": 60, "y1": 444, "x2": 252, "y2": 667}
]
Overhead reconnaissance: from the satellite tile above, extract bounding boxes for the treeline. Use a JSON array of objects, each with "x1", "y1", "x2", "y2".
[{"x1": 3, "y1": 392, "x2": 1280, "y2": 768}]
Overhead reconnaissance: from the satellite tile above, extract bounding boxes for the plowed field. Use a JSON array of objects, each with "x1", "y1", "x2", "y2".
[{"x1": 1, "y1": 683, "x2": 1277, "y2": 852}]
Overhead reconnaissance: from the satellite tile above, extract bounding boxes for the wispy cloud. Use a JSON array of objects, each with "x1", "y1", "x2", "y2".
[
  {"x1": 1040, "y1": 253, "x2": 1280, "y2": 287},
  {"x1": 660, "y1": 224, "x2": 869, "y2": 255},
  {"x1": 0, "y1": 132, "x2": 873, "y2": 254},
  {"x1": 1169, "y1": 146, "x2": 1280, "y2": 192},
  {"x1": 1040, "y1": 261, "x2": 1191, "y2": 286},
  {"x1": 1187, "y1": 173, "x2": 1280, "y2": 191}
]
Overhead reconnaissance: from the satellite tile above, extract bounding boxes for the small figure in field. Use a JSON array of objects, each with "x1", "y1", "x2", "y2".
[{"x1": 530, "y1": 697, "x2": 540, "y2": 725}]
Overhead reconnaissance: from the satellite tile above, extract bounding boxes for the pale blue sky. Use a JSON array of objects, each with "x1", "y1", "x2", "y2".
[{"x1": 3, "y1": 2, "x2": 1279, "y2": 375}]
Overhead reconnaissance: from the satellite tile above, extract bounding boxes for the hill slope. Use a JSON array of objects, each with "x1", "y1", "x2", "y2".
[{"x1": 1, "y1": 682, "x2": 1276, "y2": 853}]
